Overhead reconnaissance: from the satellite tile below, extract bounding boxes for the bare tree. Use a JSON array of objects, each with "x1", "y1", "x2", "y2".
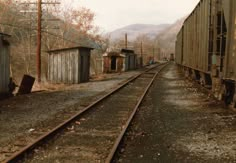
[{"x1": 0, "y1": 0, "x2": 107, "y2": 82}]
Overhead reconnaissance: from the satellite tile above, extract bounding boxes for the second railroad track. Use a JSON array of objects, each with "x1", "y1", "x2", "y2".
[{"x1": 5, "y1": 63, "x2": 168, "y2": 163}]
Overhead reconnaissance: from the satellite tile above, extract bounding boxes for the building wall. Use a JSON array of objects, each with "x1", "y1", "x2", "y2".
[
  {"x1": 124, "y1": 55, "x2": 129, "y2": 71},
  {"x1": 48, "y1": 49, "x2": 79, "y2": 84},
  {"x1": 103, "y1": 56, "x2": 125, "y2": 73},
  {"x1": 0, "y1": 38, "x2": 10, "y2": 95},
  {"x1": 102, "y1": 50, "x2": 137, "y2": 73},
  {"x1": 117, "y1": 57, "x2": 124, "y2": 72},
  {"x1": 129, "y1": 54, "x2": 136, "y2": 70},
  {"x1": 103, "y1": 57, "x2": 110, "y2": 73},
  {"x1": 48, "y1": 48, "x2": 92, "y2": 84}
]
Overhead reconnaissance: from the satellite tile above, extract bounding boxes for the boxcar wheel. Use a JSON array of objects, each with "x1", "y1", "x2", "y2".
[{"x1": 224, "y1": 87, "x2": 231, "y2": 105}]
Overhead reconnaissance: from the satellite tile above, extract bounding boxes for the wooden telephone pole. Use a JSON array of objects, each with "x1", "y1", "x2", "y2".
[
  {"x1": 20, "y1": 0, "x2": 60, "y2": 83},
  {"x1": 153, "y1": 47, "x2": 155, "y2": 62},
  {"x1": 125, "y1": 33, "x2": 128, "y2": 49},
  {"x1": 37, "y1": 0, "x2": 42, "y2": 82},
  {"x1": 140, "y1": 41, "x2": 143, "y2": 66},
  {"x1": 141, "y1": 41, "x2": 143, "y2": 56}
]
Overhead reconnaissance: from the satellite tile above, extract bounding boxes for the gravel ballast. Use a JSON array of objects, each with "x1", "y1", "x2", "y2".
[{"x1": 114, "y1": 63, "x2": 236, "y2": 162}]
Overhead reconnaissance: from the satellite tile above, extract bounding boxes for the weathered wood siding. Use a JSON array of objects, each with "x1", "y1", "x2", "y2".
[
  {"x1": 48, "y1": 49, "x2": 79, "y2": 84},
  {"x1": 124, "y1": 55, "x2": 129, "y2": 71},
  {"x1": 102, "y1": 52, "x2": 126, "y2": 73},
  {"x1": 48, "y1": 47, "x2": 92, "y2": 84},
  {"x1": 103, "y1": 57, "x2": 110, "y2": 73},
  {"x1": 129, "y1": 54, "x2": 137, "y2": 70}
]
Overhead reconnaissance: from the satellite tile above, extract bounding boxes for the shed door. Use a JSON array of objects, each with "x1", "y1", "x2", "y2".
[
  {"x1": 128, "y1": 55, "x2": 131, "y2": 70},
  {"x1": 111, "y1": 56, "x2": 117, "y2": 70},
  {"x1": 80, "y1": 54, "x2": 90, "y2": 83},
  {"x1": 80, "y1": 55, "x2": 85, "y2": 82}
]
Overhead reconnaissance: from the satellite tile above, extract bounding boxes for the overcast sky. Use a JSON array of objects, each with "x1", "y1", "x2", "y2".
[{"x1": 62, "y1": 0, "x2": 199, "y2": 32}]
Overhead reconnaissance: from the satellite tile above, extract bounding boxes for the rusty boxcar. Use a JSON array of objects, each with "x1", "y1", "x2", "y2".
[
  {"x1": 175, "y1": 0, "x2": 236, "y2": 107},
  {"x1": 0, "y1": 33, "x2": 10, "y2": 97},
  {"x1": 48, "y1": 46, "x2": 93, "y2": 84}
]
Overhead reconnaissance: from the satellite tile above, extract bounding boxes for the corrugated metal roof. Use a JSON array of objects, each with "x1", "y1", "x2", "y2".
[
  {"x1": 121, "y1": 49, "x2": 134, "y2": 53},
  {"x1": 48, "y1": 46, "x2": 94, "y2": 53},
  {"x1": 103, "y1": 52, "x2": 125, "y2": 57}
]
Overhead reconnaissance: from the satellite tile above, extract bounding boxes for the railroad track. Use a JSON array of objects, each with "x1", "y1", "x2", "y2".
[{"x1": 4, "y1": 63, "x2": 168, "y2": 163}]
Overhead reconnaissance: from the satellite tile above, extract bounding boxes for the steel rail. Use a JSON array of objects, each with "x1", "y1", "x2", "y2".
[
  {"x1": 5, "y1": 63, "x2": 166, "y2": 163},
  {"x1": 105, "y1": 63, "x2": 168, "y2": 163}
]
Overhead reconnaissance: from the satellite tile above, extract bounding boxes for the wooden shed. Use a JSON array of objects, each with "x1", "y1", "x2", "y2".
[
  {"x1": 48, "y1": 46, "x2": 93, "y2": 84},
  {"x1": 121, "y1": 49, "x2": 137, "y2": 71},
  {"x1": 0, "y1": 33, "x2": 10, "y2": 97},
  {"x1": 102, "y1": 49, "x2": 137, "y2": 73},
  {"x1": 102, "y1": 51, "x2": 125, "y2": 73}
]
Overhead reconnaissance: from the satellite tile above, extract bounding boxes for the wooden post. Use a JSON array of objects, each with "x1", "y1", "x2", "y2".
[
  {"x1": 125, "y1": 33, "x2": 127, "y2": 49},
  {"x1": 37, "y1": 0, "x2": 42, "y2": 82}
]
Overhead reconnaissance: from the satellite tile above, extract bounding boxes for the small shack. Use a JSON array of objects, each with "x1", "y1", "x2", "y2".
[
  {"x1": 103, "y1": 51, "x2": 125, "y2": 73},
  {"x1": 0, "y1": 33, "x2": 10, "y2": 97},
  {"x1": 102, "y1": 48, "x2": 137, "y2": 73},
  {"x1": 121, "y1": 49, "x2": 137, "y2": 71},
  {"x1": 136, "y1": 55, "x2": 143, "y2": 68},
  {"x1": 48, "y1": 46, "x2": 93, "y2": 84}
]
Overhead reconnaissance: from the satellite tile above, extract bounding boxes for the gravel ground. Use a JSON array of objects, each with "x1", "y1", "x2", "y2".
[
  {"x1": 114, "y1": 63, "x2": 236, "y2": 163},
  {"x1": 24, "y1": 70, "x2": 159, "y2": 163},
  {"x1": 0, "y1": 70, "x2": 141, "y2": 162}
]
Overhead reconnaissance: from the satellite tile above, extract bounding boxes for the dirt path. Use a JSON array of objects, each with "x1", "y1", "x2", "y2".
[{"x1": 115, "y1": 63, "x2": 236, "y2": 163}]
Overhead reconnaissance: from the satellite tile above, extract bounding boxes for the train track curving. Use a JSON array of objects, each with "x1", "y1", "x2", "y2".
[{"x1": 4, "y1": 63, "x2": 168, "y2": 163}]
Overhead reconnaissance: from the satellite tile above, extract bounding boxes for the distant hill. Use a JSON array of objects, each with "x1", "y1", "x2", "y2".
[
  {"x1": 156, "y1": 17, "x2": 186, "y2": 54},
  {"x1": 109, "y1": 24, "x2": 170, "y2": 41}
]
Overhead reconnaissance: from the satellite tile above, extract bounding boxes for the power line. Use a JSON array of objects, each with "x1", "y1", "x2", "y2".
[
  {"x1": 0, "y1": 22, "x2": 82, "y2": 48},
  {"x1": 18, "y1": 0, "x2": 60, "y2": 82}
]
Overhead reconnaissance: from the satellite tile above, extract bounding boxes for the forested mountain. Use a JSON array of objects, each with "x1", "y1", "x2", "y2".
[{"x1": 155, "y1": 17, "x2": 186, "y2": 55}]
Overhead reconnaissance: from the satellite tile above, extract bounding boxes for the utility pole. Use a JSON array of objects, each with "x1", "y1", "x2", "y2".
[
  {"x1": 153, "y1": 47, "x2": 155, "y2": 62},
  {"x1": 125, "y1": 33, "x2": 128, "y2": 49},
  {"x1": 157, "y1": 47, "x2": 160, "y2": 61},
  {"x1": 141, "y1": 41, "x2": 143, "y2": 56},
  {"x1": 140, "y1": 41, "x2": 143, "y2": 67},
  {"x1": 20, "y1": 0, "x2": 60, "y2": 83},
  {"x1": 37, "y1": 0, "x2": 42, "y2": 82}
]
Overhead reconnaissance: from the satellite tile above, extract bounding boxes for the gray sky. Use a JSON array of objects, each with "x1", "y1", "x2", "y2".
[{"x1": 62, "y1": 0, "x2": 199, "y2": 32}]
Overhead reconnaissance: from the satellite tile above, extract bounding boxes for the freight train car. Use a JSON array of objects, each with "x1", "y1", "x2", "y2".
[{"x1": 175, "y1": 0, "x2": 236, "y2": 107}]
